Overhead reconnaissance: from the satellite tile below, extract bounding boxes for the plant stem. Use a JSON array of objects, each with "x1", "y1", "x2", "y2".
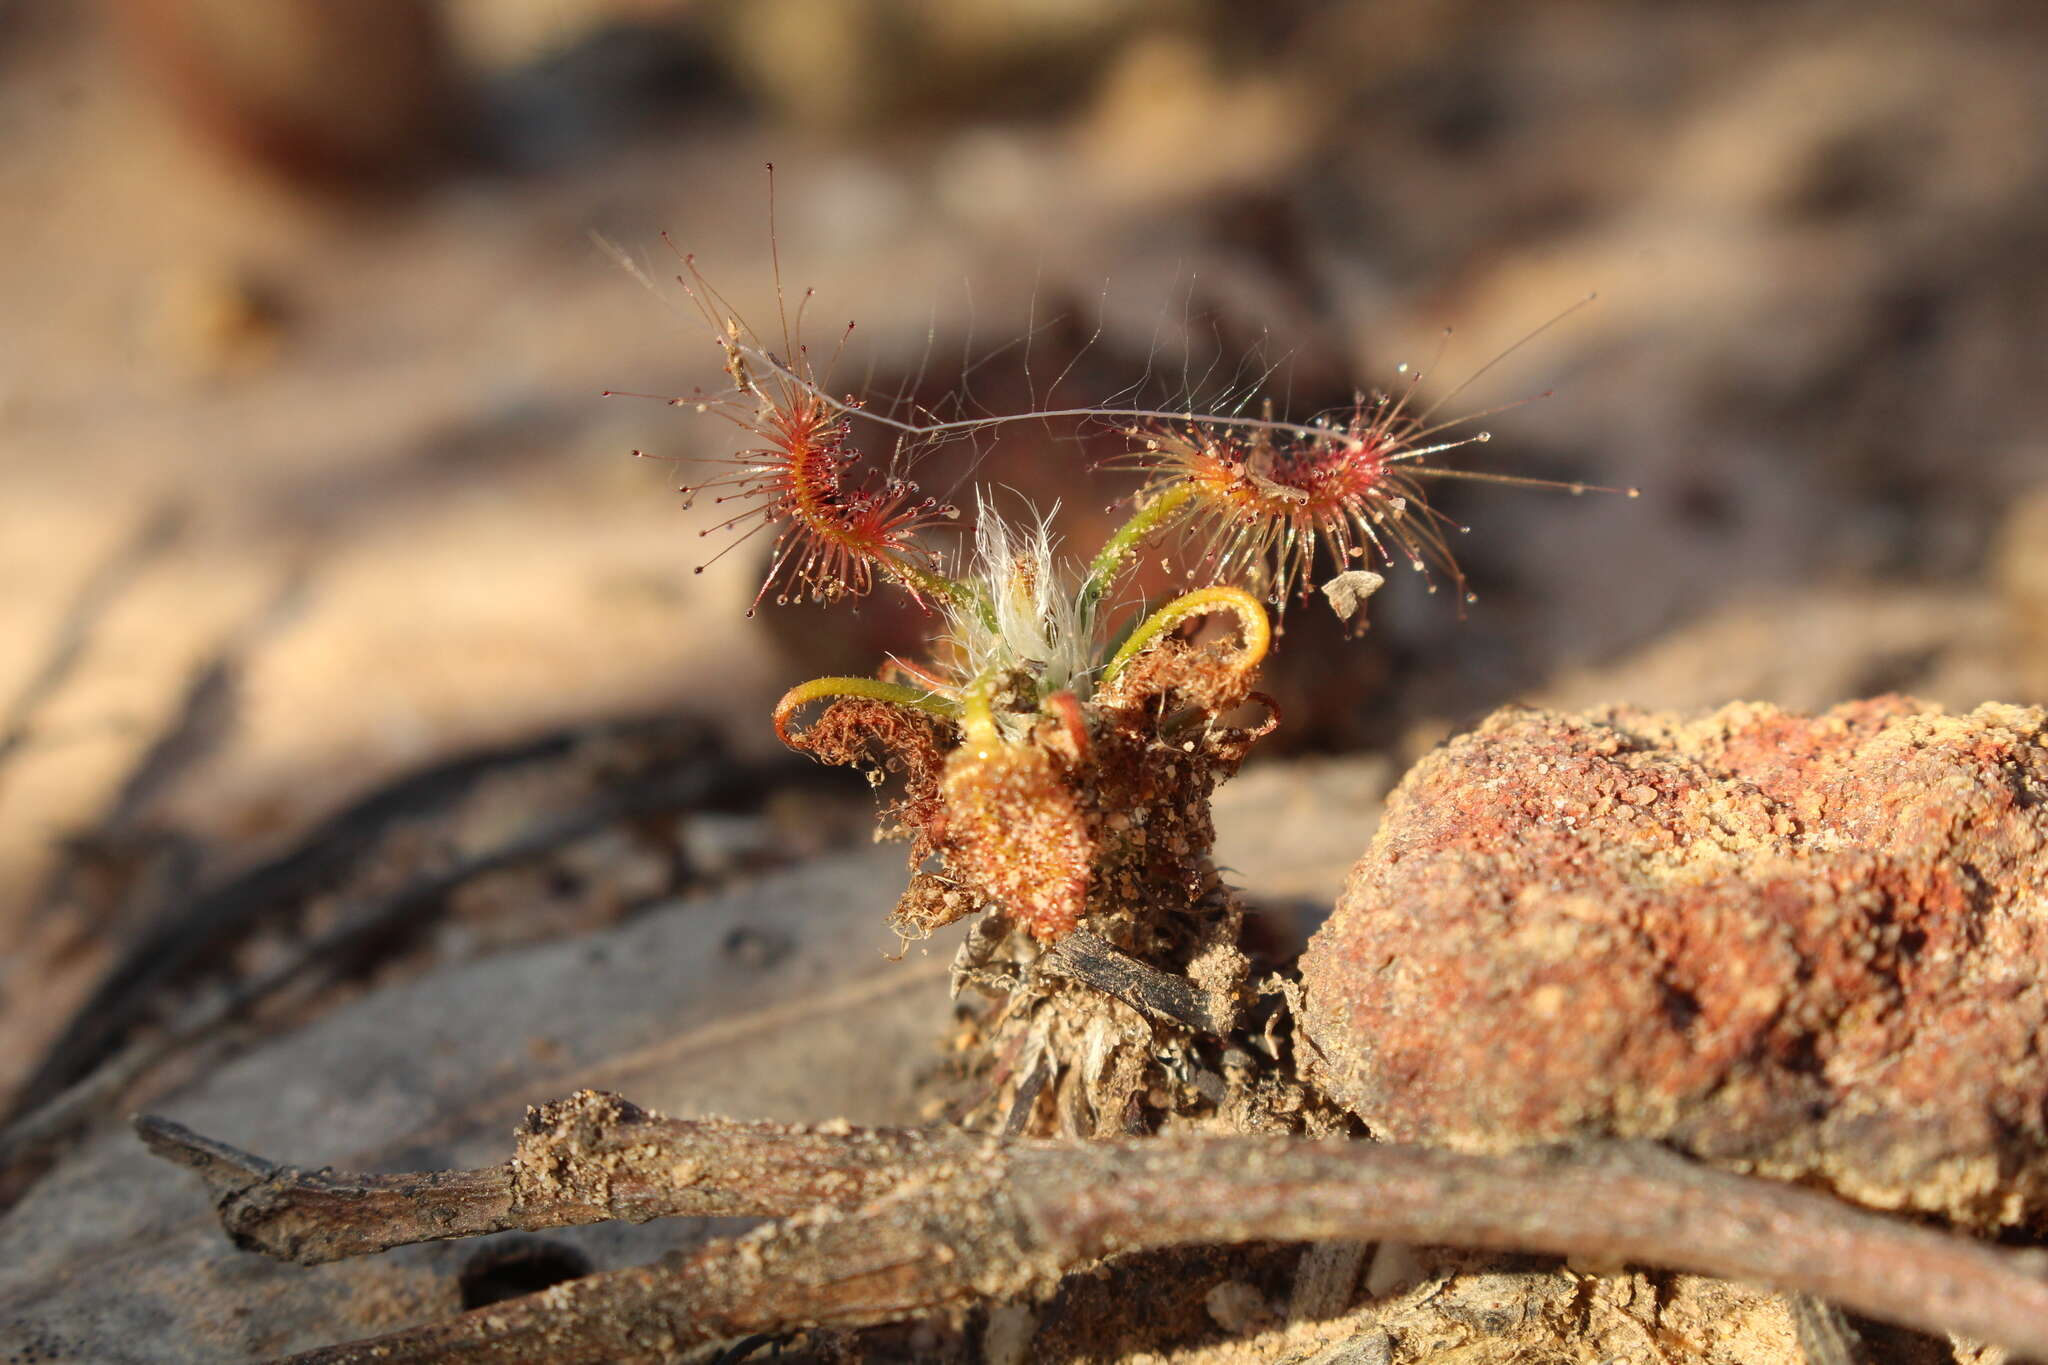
[
  {"x1": 882, "y1": 551, "x2": 1005, "y2": 640},
  {"x1": 773, "y1": 676, "x2": 956, "y2": 745},
  {"x1": 1078, "y1": 484, "x2": 1195, "y2": 620},
  {"x1": 879, "y1": 553, "x2": 970, "y2": 612},
  {"x1": 1102, "y1": 585, "x2": 1270, "y2": 686}
]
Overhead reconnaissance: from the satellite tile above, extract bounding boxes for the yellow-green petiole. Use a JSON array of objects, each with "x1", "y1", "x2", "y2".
[
  {"x1": 1078, "y1": 483, "x2": 1195, "y2": 621},
  {"x1": 773, "y1": 675, "x2": 958, "y2": 746},
  {"x1": 1101, "y1": 585, "x2": 1271, "y2": 687}
]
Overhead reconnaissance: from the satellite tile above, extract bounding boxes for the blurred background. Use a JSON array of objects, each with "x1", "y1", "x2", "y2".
[{"x1": 2, "y1": 0, "x2": 2045, "y2": 1151}]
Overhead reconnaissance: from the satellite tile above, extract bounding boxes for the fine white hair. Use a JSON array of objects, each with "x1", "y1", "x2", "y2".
[{"x1": 950, "y1": 495, "x2": 1093, "y2": 704}]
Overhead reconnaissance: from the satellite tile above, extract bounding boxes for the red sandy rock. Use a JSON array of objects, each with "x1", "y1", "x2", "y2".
[{"x1": 1297, "y1": 697, "x2": 2048, "y2": 1227}]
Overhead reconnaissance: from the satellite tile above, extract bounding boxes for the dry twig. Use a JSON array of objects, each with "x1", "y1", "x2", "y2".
[
  {"x1": 136, "y1": 1092, "x2": 981, "y2": 1264},
  {"x1": 0, "y1": 502, "x2": 184, "y2": 776},
  {"x1": 14, "y1": 714, "x2": 728, "y2": 1119},
  {"x1": 2, "y1": 766, "x2": 734, "y2": 1172},
  {"x1": 141, "y1": 1092, "x2": 2048, "y2": 1363}
]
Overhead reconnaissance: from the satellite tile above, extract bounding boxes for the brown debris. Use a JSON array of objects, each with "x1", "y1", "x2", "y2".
[
  {"x1": 941, "y1": 736, "x2": 1095, "y2": 940},
  {"x1": 786, "y1": 698, "x2": 957, "y2": 865},
  {"x1": 1298, "y1": 697, "x2": 2048, "y2": 1228}
]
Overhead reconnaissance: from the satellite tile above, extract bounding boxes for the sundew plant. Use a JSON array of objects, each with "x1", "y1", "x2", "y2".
[{"x1": 615, "y1": 204, "x2": 1634, "y2": 1137}]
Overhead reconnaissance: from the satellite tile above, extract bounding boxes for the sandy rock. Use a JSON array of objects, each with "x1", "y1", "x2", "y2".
[{"x1": 1299, "y1": 697, "x2": 2048, "y2": 1228}]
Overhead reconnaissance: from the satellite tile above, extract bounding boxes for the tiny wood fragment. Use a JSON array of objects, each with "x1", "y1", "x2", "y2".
[{"x1": 1041, "y1": 928, "x2": 1231, "y2": 1034}]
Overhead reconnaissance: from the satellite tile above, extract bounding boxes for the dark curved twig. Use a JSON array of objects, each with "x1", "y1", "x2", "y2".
[
  {"x1": 10, "y1": 713, "x2": 792, "y2": 1125},
  {"x1": 2, "y1": 768, "x2": 751, "y2": 1173},
  {"x1": 140, "y1": 1099, "x2": 2048, "y2": 1362},
  {"x1": 0, "y1": 502, "x2": 185, "y2": 777}
]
